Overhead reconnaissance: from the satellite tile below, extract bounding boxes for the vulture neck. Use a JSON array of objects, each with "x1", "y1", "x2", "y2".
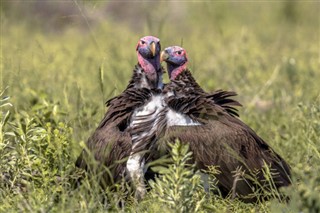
[
  {"x1": 167, "y1": 63, "x2": 187, "y2": 81},
  {"x1": 127, "y1": 64, "x2": 163, "y2": 90},
  {"x1": 137, "y1": 53, "x2": 162, "y2": 90}
]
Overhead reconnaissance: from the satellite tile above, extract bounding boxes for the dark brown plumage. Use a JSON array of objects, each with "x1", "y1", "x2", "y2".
[
  {"x1": 75, "y1": 36, "x2": 163, "y2": 191},
  {"x1": 159, "y1": 46, "x2": 291, "y2": 202},
  {"x1": 75, "y1": 66, "x2": 158, "y2": 187},
  {"x1": 74, "y1": 38, "x2": 244, "y2": 200}
]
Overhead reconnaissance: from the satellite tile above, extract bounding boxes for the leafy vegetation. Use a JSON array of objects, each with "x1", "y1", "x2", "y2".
[{"x1": 1, "y1": 1, "x2": 319, "y2": 212}]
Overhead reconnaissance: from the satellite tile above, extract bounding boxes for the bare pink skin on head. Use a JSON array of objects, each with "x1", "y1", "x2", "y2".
[
  {"x1": 136, "y1": 36, "x2": 161, "y2": 74},
  {"x1": 136, "y1": 36, "x2": 162, "y2": 88},
  {"x1": 162, "y1": 46, "x2": 188, "y2": 80}
]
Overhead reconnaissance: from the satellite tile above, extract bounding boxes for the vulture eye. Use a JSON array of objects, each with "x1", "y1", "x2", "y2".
[
  {"x1": 177, "y1": 51, "x2": 182, "y2": 55},
  {"x1": 140, "y1": 40, "x2": 146, "y2": 45}
]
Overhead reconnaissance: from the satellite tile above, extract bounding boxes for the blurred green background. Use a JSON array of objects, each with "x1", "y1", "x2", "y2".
[{"x1": 1, "y1": 1, "x2": 320, "y2": 212}]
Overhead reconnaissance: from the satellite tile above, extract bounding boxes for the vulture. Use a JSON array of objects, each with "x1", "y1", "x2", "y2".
[
  {"x1": 75, "y1": 36, "x2": 163, "y2": 199},
  {"x1": 156, "y1": 46, "x2": 291, "y2": 202}
]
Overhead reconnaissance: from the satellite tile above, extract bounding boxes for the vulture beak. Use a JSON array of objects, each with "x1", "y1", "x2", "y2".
[
  {"x1": 160, "y1": 51, "x2": 169, "y2": 62},
  {"x1": 150, "y1": 42, "x2": 156, "y2": 57}
]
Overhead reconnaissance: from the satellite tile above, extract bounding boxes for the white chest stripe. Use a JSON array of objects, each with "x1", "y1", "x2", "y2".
[
  {"x1": 130, "y1": 95, "x2": 165, "y2": 148},
  {"x1": 127, "y1": 94, "x2": 165, "y2": 198},
  {"x1": 167, "y1": 109, "x2": 201, "y2": 127},
  {"x1": 134, "y1": 95, "x2": 164, "y2": 117}
]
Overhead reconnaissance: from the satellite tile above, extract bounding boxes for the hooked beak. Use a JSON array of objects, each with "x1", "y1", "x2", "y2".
[
  {"x1": 149, "y1": 42, "x2": 156, "y2": 57},
  {"x1": 160, "y1": 51, "x2": 169, "y2": 62}
]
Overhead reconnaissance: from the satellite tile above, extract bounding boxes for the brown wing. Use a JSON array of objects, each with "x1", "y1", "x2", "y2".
[
  {"x1": 75, "y1": 126, "x2": 132, "y2": 187},
  {"x1": 75, "y1": 87, "x2": 154, "y2": 186},
  {"x1": 163, "y1": 96, "x2": 291, "y2": 201},
  {"x1": 163, "y1": 70, "x2": 290, "y2": 201}
]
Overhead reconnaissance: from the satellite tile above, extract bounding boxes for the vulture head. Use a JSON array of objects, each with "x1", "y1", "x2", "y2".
[
  {"x1": 161, "y1": 46, "x2": 188, "y2": 80},
  {"x1": 136, "y1": 36, "x2": 162, "y2": 89}
]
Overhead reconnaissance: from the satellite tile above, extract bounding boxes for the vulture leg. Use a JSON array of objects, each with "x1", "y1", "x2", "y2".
[
  {"x1": 126, "y1": 153, "x2": 146, "y2": 200},
  {"x1": 200, "y1": 172, "x2": 210, "y2": 192}
]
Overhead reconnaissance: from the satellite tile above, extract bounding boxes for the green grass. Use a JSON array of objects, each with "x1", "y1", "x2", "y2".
[{"x1": 1, "y1": 1, "x2": 320, "y2": 212}]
